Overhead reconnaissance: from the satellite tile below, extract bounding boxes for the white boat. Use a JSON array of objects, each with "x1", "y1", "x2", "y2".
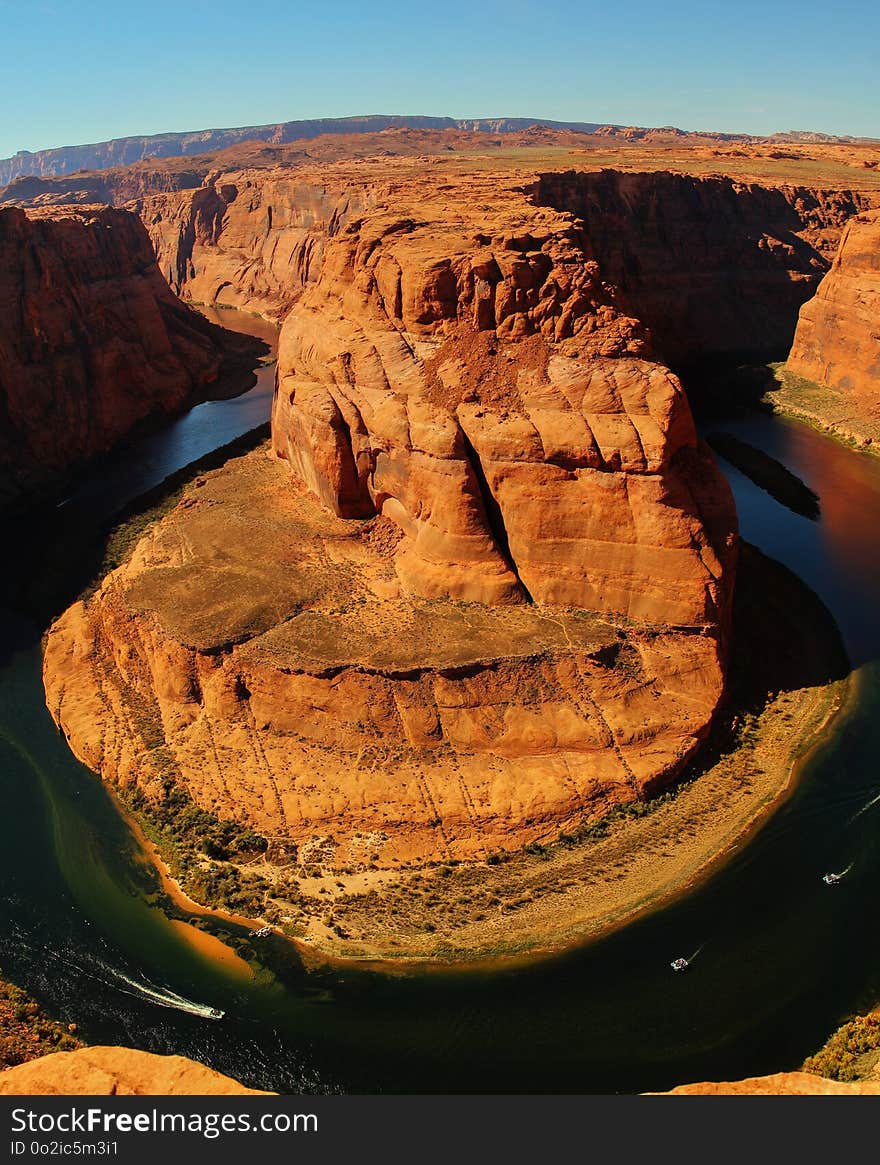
[
  {"x1": 670, "y1": 957, "x2": 689, "y2": 972},
  {"x1": 253, "y1": 925, "x2": 274, "y2": 938},
  {"x1": 208, "y1": 1007, "x2": 224, "y2": 1020},
  {"x1": 822, "y1": 864, "x2": 852, "y2": 885}
]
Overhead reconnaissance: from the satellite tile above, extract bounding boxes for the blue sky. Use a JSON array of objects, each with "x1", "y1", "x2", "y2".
[{"x1": 1, "y1": 0, "x2": 877, "y2": 157}]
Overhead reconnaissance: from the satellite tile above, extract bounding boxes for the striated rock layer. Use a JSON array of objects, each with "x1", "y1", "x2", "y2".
[
  {"x1": 0, "y1": 1047, "x2": 266, "y2": 1095},
  {"x1": 44, "y1": 168, "x2": 738, "y2": 869},
  {"x1": 0, "y1": 115, "x2": 759, "y2": 186},
  {"x1": 787, "y1": 209, "x2": 880, "y2": 400},
  {"x1": 0, "y1": 205, "x2": 261, "y2": 511}
]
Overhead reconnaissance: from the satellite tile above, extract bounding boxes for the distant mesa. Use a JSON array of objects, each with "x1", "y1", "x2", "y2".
[{"x1": 6, "y1": 110, "x2": 870, "y2": 186}]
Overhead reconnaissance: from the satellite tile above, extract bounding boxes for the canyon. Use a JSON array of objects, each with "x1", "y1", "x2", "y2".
[
  {"x1": 0, "y1": 122, "x2": 876, "y2": 1095},
  {"x1": 42, "y1": 154, "x2": 756, "y2": 877},
  {"x1": 0, "y1": 205, "x2": 262, "y2": 512}
]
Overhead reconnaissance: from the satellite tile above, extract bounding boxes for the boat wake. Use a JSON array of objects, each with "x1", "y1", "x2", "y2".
[
  {"x1": 848, "y1": 790, "x2": 880, "y2": 824},
  {"x1": 37, "y1": 946, "x2": 223, "y2": 1020},
  {"x1": 110, "y1": 970, "x2": 224, "y2": 1020}
]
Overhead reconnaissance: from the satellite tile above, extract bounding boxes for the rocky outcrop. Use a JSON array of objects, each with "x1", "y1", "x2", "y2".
[
  {"x1": 0, "y1": 1047, "x2": 265, "y2": 1095},
  {"x1": 786, "y1": 209, "x2": 880, "y2": 400},
  {"x1": 271, "y1": 180, "x2": 736, "y2": 626},
  {"x1": 0, "y1": 205, "x2": 261, "y2": 511},
  {"x1": 43, "y1": 448, "x2": 731, "y2": 867},
  {"x1": 659, "y1": 1071, "x2": 880, "y2": 1095}
]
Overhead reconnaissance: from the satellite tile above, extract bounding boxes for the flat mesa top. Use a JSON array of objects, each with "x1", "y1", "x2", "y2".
[{"x1": 121, "y1": 445, "x2": 620, "y2": 670}]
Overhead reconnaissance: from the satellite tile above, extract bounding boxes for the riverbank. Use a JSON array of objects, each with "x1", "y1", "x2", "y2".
[
  {"x1": 764, "y1": 364, "x2": 880, "y2": 455},
  {"x1": 802, "y1": 1007, "x2": 880, "y2": 1083}
]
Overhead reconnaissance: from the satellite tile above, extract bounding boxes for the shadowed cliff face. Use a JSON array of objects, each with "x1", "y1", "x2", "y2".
[
  {"x1": 0, "y1": 205, "x2": 262, "y2": 512},
  {"x1": 533, "y1": 171, "x2": 836, "y2": 363},
  {"x1": 787, "y1": 209, "x2": 880, "y2": 398}
]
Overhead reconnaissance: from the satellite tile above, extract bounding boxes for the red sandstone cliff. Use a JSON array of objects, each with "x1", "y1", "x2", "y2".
[
  {"x1": 787, "y1": 209, "x2": 880, "y2": 400},
  {"x1": 0, "y1": 205, "x2": 261, "y2": 511},
  {"x1": 130, "y1": 166, "x2": 861, "y2": 367}
]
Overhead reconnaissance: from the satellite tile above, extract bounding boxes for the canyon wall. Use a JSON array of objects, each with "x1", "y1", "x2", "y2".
[
  {"x1": 787, "y1": 209, "x2": 880, "y2": 399},
  {"x1": 127, "y1": 166, "x2": 860, "y2": 362},
  {"x1": 0, "y1": 205, "x2": 260, "y2": 511}
]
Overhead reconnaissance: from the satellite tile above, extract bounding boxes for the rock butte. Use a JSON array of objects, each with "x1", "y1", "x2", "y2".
[
  {"x1": 0, "y1": 205, "x2": 261, "y2": 511},
  {"x1": 787, "y1": 208, "x2": 880, "y2": 401},
  {"x1": 36, "y1": 133, "x2": 880, "y2": 872}
]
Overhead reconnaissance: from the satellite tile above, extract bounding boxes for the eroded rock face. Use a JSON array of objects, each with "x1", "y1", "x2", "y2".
[
  {"x1": 0, "y1": 1047, "x2": 265, "y2": 1095},
  {"x1": 139, "y1": 177, "x2": 361, "y2": 322},
  {"x1": 0, "y1": 205, "x2": 260, "y2": 511},
  {"x1": 787, "y1": 209, "x2": 880, "y2": 399}
]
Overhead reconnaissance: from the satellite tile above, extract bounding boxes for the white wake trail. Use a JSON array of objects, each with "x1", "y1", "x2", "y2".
[
  {"x1": 109, "y1": 971, "x2": 224, "y2": 1020},
  {"x1": 849, "y1": 790, "x2": 880, "y2": 823}
]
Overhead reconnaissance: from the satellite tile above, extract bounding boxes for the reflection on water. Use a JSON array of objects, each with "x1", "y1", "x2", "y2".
[
  {"x1": 62, "y1": 311, "x2": 279, "y2": 525},
  {"x1": 1, "y1": 346, "x2": 879, "y2": 1092},
  {"x1": 699, "y1": 413, "x2": 880, "y2": 666}
]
